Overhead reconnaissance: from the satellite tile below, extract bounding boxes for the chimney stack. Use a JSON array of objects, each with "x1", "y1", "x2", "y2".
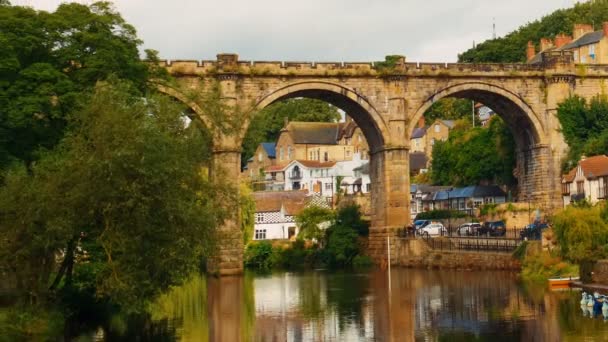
[
  {"x1": 527, "y1": 41, "x2": 536, "y2": 61},
  {"x1": 555, "y1": 34, "x2": 572, "y2": 48},
  {"x1": 540, "y1": 38, "x2": 554, "y2": 51},
  {"x1": 573, "y1": 24, "x2": 594, "y2": 40},
  {"x1": 418, "y1": 117, "x2": 426, "y2": 128}
]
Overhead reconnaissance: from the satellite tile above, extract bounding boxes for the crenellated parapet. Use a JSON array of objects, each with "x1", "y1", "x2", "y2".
[{"x1": 158, "y1": 53, "x2": 608, "y2": 80}]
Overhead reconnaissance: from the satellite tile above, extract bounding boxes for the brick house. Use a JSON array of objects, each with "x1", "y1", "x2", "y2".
[
  {"x1": 244, "y1": 142, "x2": 276, "y2": 181},
  {"x1": 562, "y1": 155, "x2": 608, "y2": 207},
  {"x1": 410, "y1": 118, "x2": 454, "y2": 161}
]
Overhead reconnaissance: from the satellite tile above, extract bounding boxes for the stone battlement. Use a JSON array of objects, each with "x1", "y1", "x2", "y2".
[{"x1": 159, "y1": 52, "x2": 608, "y2": 78}]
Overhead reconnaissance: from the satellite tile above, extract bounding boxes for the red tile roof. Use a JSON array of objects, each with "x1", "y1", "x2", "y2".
[
  {"x1": 264, "y1": 163, "x2": 288, "y2": 172},
  {"x1": 253, "y1": 190, "x2": 308, "y2": 215},
  {"x1": 563, "y1": 155, "x2": 608, "y2": 182},
  {"x1": 295, "y1": 160, "x2": 336, "y2": 168}
]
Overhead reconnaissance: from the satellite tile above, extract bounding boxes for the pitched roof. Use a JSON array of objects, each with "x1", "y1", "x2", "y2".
[
  {"x1": 261, "y1": 142, "x2": 276, "y2": 158},
  {"x1": 411, "y1": 127, "x2": 427, "y2": 139},
  {"x1": 439, "y1": 120, "x2": 456, "y2": 129},
  {"x1": 564, "y1": 155, "x2": 608, "y2": 182},
  {"x1": 433, "y1": 185, "x2": 506, "y2": 200},
  {"x1": 286, "y1": 122, "x2": 340, "y2": 145},
  {"x1": 409, "y1": 152, "x2": 428, "y2": 171},
  {"x1": 264, "y1": 163, "x2": 288, "y2": 172},
  {"x1": 295, "y1": 160, "x2": 336, "y2": 168},
  {"x1": 253, "y1": 190, "x2": 308, "y2": 215},
  {"x1": 559, "y1": 30, "x2": 604, "y2": 50}
]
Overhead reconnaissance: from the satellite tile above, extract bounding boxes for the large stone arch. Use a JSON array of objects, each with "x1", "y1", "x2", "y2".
[
  {"x1": 408, "y1": 82, "x2": 546, "y2": 148},
  {"x1": 253, "y1": 81, "x2": 389, "y2": 151},
  {"x1": 155, "y1": 83, "x2": 214, "y2": 131},
  {"x1": 408, "y1": 81, "x2": 558, "y2": 203}
]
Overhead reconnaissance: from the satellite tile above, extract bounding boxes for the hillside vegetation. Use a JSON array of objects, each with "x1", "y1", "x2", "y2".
[{"x1": 459, "y1": 0, "x2": 608, "y2": 63}]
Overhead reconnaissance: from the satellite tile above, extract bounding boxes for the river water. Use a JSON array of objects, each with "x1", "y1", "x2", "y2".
[{"x1": 83, "y1": 269, "x2": 608, "y2": 341}]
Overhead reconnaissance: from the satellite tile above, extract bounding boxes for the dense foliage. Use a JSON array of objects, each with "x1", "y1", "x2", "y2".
[
  {"x1": 459, "y1": 0, "x2": 608, "y2": 63},
  {"x1": 245, "y1": 204, "x2": 371, "y2": 270},
  {"x1": 430, "y1": 116, "x2": 516, "y2": 187},
  {"x1": 424, "y1": 98, "x2": 478, "y2": 126},
  {"x1": 552, "y1": 205, "x2": 608, "y2": 264},
  {"x1": 241, "y1": 98, "x2": 341, "y2": 166},
  {"x1": 0, "y1": 2, "x2": 158, "y2": 170},
  {"x1": 0, "y1": 83, "x2": 228, "y2": 314},
  {"x1": 557, "y1": 95, "x2": 608, "y2": 171}
]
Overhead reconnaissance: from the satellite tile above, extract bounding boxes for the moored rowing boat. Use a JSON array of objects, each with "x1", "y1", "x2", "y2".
[{"x1": 549, "y1": 276, "x2": 580, "y2": 286}]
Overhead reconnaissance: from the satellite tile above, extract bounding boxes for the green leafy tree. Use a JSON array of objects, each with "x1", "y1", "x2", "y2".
[
  {"x1": 0, "y1": 83, "x2": 228, "y2": 312},
  {"x1": 430, "y1": 116, "x2": 516, "y2": 187},
  {"x1": 295, "y1": 205, "x2": 334, "y2": 243},
  {"x1": 424, "y1": 98, "x2": 477, "y2": 126},
  {"x1": 242, "y1": 98, "x2": 341, "y2": 166},
  {"x1": 552, "y1": 205, "x2": 608, "y2": 264},
  {"x1": 557, "y1": 95, "x2": 608, "y2": 171},
  {"x1": 240, "y1": 182, "x2": 255, "y2": 244},
  {"x1": 0, "y1": 2, "x2": 151, "y2": 169}
]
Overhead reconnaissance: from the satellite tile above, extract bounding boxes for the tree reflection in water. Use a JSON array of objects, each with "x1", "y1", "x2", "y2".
[{"x1": 87, "y1": 269, "x2": 608, "y2": 341}]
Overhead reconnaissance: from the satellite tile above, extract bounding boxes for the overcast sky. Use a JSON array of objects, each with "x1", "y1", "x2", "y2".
[{"x1": 15, "y1": 0, "x2": 580, "y2": 62}]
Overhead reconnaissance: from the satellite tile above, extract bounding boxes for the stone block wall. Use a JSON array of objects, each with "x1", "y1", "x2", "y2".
[
  {"x1": 592, "y1": 260, "x2": 608, "y2": 284},
  {"x1": 393, "y1": 238, "x2": 521, "y2": 270}
]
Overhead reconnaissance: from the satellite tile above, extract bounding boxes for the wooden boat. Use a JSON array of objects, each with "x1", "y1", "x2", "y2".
[{"x1": 548, "y1": 276, "x2": 580, "y2": 287}]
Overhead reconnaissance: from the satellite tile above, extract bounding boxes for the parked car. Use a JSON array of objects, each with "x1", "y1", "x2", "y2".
[
  {"x1": 413, "y1": 220, "x2": 431, "y2": 230},
  {"x1": 457, "y1": 223, "x2": 481, "y2": 236},
  {"x1": 520, "y1": 222, "x2": 549, "y2": 240},
  {"x1": 419, "y1": 223, "x2": 447, "y2": 237},
  {"x1": 479, "y1": 221, "x2": 506, "y2": 237}
]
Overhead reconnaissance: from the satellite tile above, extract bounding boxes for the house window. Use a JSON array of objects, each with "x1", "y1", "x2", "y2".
[
  {"x1": 484, "y1": 197, "x2": 494, "y2": 204},
  {"x1": 600, "y1": 177, "x2": 608, "y2": 199},
  {"x1": 258, "y1": 153, "x2": 263, "y2": 162},
  {"x1": 254, "y1": 229, "x2": 267, "y2": 240},
  {"x1": 279, "y1": 147, "x2": 284, "y2": 161},
  {"x1": 415, "y1": 139, "x2": 420, "y2": 147},
  {"x1": 431, "y1": 138, "x2": 436, "y2": 146},
  {"x1": 325, "y1": 183, "x2": 332, "y2": 190},
  {"x1": 474, "y1": 200, "x2": 483, "y2": 208},
  {"x1": 324, "y1": 152, "x2": 329, "y2": 161},
  {"x1": 577, "y1": 181, "x2": 584, "y2": 195},
  {"x1": 562, "y1": 183, "x2": 570, "y2": 195},
  {"x1": 287, "y1": 146, "x2": 292, "y2": 160},
  {"x1": 574, "y1": 50, "x2": 580, "y2": 62},
  {"x1": 346, "y1": 150, "x2": 351, "y2": 158},
  {"x1": 358, "y1": 133, "x2": 363, "y2": 142},
  {"x1": 366, "y1": 184, "x2": 371, "y2": 192},
  {"x1": 434, "y1": 124, "x2": 440, "y2": 133},
  {"x1": 255, "y1": 213, "x2": 264, "y2": 223},
  {"x1": 590, "y1": 44, "x2": 596, "y2": 59},
  {"x1": 309, "y1": 151, "x2": 313, "y2": 160}
]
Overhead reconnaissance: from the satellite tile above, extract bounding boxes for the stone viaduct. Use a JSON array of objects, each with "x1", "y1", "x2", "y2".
[{"x1": 159, "y1": 51, "x2": 607, "y2": 275}]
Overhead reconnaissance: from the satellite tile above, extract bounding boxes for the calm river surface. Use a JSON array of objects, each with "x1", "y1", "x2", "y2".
[{"x1": 82, "y1": 269, "x2": 608, "y2": 341}]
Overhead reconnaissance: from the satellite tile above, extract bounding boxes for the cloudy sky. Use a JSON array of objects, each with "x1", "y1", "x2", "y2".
[{"x1": 15, "y1": 0, "x2": 580, "y2": 62}]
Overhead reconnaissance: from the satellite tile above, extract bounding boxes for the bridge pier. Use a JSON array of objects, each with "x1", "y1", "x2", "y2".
[
  {"x1": 207, "y1": 148, "x2": 244, "y2": 276},
  {"x1": 367, "y1": 146, "x2": 410, "y2": 263}
]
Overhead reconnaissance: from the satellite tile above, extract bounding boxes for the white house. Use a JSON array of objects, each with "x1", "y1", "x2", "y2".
[
  {"x1": 280, "y1": 153, "x2": 371, "y2": 204},
  {"x1": 562, "y1": 155, "x2": 608, "y2": 206},
  {"x1": 252, "y1": 191, "x2": 308, "y2": 240}
]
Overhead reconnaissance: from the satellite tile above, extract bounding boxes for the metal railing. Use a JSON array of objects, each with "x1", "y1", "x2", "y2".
[
  {"x1": 425, "y1": 237, "x2": 521, "y2": 253},
  {"x1": 396, "y1": 226, "x2": 543, "y2": 242}
]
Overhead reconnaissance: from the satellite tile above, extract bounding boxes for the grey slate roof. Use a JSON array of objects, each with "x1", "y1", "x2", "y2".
[
  {"x1": 411, "y1": 127, "x2": 428, "y2": 139},
  {"x1": 560, "y1": 30, "x2": 604, "y2": 50},
  {"x1": 261, "y1": 142, "x2": 276, "y2": 158},
  {"x1": 353, "y1": 162, "x2": 370, "y2": 175},
  {"x1": 432, "y1": 185, "x2": 506, "y2": 201},
  {"x1": 440, "y1": 120, "x2": 456, "y2": 129},
  {"x1": 287, "y1": 122, "x2": 340, "y2": 145}
]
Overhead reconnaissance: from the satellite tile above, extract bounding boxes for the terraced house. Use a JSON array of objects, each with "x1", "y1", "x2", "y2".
[{"x1": 562, "y1": 155, "x2": 608, "y2": 206}]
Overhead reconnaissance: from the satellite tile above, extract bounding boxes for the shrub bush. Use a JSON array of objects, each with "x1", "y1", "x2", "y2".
[{"x1": 244, "y1": 241, "x2": 276, "y2": 271}]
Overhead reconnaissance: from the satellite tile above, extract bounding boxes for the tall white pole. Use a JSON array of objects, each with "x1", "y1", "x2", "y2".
[
  {"x1": 472, "y1": 101, "x2": 475, "y2": 128},
  {"x1": 387, "y1": 236, "x2": 392, "y2": 294}
]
